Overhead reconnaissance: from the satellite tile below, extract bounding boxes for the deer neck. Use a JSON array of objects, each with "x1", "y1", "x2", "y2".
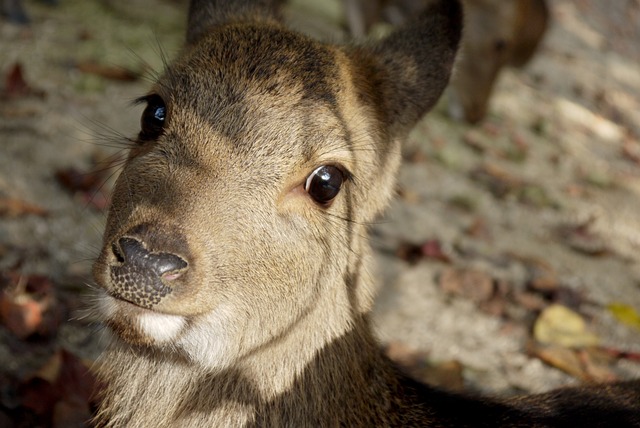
[{"x1": 238, "y1": 235, "x2": 378, "y2": 398}]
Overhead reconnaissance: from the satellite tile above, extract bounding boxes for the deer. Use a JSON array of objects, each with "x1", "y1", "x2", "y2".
[
  {"x1": 90, "y1": 0, "x2": 640, "y2": 426},
  {"x1": 344, "y1": 0, "x2": 550, "y2": 124}
]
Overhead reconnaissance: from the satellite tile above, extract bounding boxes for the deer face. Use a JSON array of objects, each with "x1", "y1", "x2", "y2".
[{"x1": 93, "y1": 1, "x2": 461, "y2": 373}]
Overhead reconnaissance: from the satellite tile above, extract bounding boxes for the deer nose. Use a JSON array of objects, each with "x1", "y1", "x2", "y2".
[
  {"x1": 108, "y1": 229, "x2": 189, "y2": 309},
  {"x1": 115, "y1": 237, "x2": 188, "y2": 277}
]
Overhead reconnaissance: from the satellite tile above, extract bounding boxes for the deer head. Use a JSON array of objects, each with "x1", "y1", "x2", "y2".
[{"x1": 92, "y1": 0, "x2": 461, "y2": 424}]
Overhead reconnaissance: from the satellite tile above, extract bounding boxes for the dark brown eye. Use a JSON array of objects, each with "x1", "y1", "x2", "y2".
[
  {"x1": 139, "y1": 95, "x2": 166, "y2": 142},
  {"x1": 305, "y1": 165, "x2": 344, "y2": 206}
]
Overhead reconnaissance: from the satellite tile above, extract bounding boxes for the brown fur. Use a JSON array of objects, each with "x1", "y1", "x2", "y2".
[
  {"x1": 91, "y1": 1, "x2": 639, "y2": 426},
  {"x1": 344, "y1": 0, "x2": 550, "y2": 124}
]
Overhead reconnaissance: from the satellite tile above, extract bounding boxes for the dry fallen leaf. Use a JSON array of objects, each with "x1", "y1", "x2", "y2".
[
  {"x1": 462, "y1": 130, "x2": 488, "y2": 153},
  {"x1": 465, "y1": 216, "x2": 490, "y2": 239},
  {"x1": 75, "y1": 60, "x2": 140, "y2": 82},
  {"x1": 622, "y1": 138, "x2": 640, "y2": 165},
  {"x1": 55, "y1": 167, "x2": 103, "y2": 193},
  {"x1": 0, "y1": 274, "x2": 59, "y2": 339},
  {"x1": 395, "y1": 242, "x2": 424, "y2": 264},
  {"x1": 2, "y1": 62, "x2": 45, "y2": 99},
  {"x1": 512, "y1": 290, "x2": 547, "y2": 312},
  {"x1": 55, "y1": 350, "x2": 96, "y2": 408},
  {"x1": 513, "y1": 254, "x2": 585, "y2": 307},
  {"x1": 530, "y1": 342, "x2": 586, "y2": 380},
  {"x1": 530, "y1": 343, "x2": 617, "y2": 382},
  {"x1": 34, "y1": 352, "x2": 64, "y2": 384},
  {"x1": 439, "y1": 268, "x2": 494, "y2": 303},
  {"x1": 4, "y1": 63, "x2": 29, "y2": 96},
  {"x1": 577, "y1": 349, "x2": 618, "y2": 383},
  {"x1": 533, "y1": 304, "x2": 599, "y2": 348},
  {"x1": 470, "y1": 164, "x2": 556, "y2": 207},
  {"x1": 556, "y1": 218, "x2": 609, "y2": 257},
  {"x1": 421, "y1": 240, "x2": 452, "y2": 264},
  {"x1": 517, "y1": 184, "x2": 556, "y2": 208},
  {"x1": 600, "y1": 346, "x2": 640, "y2": 363},
  {"x1": 403, "y1": 147, "x2": 428, "y2": 163},
  {"x1": 0, "y1": 197, "x2": 48, "y2": 217},
  {"x1": 469, "y1": 164, "x2": 523, "y2": 199},
  {"x1": 481, "y1": 120, "x2": 503, "y2": 137},
  {"x1": 507, "y1": 132, "x2": 529, "y2": 161},
  {"x1": 0, "y1": 295, "x2": 43, "y2": 339},
  {"x1": 396, "y1": 187, "x2": 421, "y2": 204},
  {"x1": 17, "y1": 349, "x2": 96, "y2": 427},
  {"x1": 55, "y1": 166, "x2": 110, "y2": 210},
  {"x1": 396, "y1": 240, "x2": 452, "y2": 264}
]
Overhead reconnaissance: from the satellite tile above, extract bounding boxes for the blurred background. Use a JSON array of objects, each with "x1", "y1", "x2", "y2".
[{"x1": 0, "y1": 0, "x2": 639, "y2": 426}]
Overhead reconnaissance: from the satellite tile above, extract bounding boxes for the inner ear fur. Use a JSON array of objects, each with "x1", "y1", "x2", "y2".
[
  {"x1": 186, "y1": 0, "x2": 284, "y2": 45},
  {"x1": 347, "y1": 0, "x2": 463, "y2": 138}
]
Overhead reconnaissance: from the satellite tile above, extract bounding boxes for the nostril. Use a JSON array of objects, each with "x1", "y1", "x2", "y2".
[
  {"x1": 118, "y1": 237, "x2": 145, "y2": 261},
  {"x1": 155, "y1": 253, "x2": 188, "y2": 277},
  {"x1": 111, "y1": 242, "x2": 125, "y2": 263}
]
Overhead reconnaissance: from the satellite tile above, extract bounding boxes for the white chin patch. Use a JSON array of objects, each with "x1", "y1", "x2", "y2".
[
  {"x1": 137, "y1": 311, "x2": 186, "y2": 344},
  {"x1": 177, "y1": 302, "x2": 239, "y2": 371}
]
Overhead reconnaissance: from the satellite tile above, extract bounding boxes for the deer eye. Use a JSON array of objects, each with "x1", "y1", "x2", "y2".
[
  {"x1": 305, "y1": 165, "x2": 344, "y2": 206},
  {"x1": 139, "y1": 95, "x2": 166, "y2": 141}
]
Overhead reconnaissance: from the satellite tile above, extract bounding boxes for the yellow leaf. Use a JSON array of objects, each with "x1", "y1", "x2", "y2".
[
  {"x1": 607, "y1": 303, "x2": 640, "y2": 330},
  {"x1": 534, "y1": 304, "x2": 599, "y2": 348}
]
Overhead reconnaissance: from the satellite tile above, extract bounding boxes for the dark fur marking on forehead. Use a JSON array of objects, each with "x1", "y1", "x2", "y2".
[{"x1": 163, "y1": 24, "x2": 339, "y2": 145}]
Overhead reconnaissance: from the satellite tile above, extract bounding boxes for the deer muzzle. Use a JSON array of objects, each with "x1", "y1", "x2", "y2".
[{"x1": 106, "y1": 223, "x2": 190, "y2": 309}]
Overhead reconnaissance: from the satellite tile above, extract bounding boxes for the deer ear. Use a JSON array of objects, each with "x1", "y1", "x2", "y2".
[
  {"x1": 186, "y1": 0, "x2": 284, "y2": 45},
  {"x1": 348, "y1": 0, "x2": 463, "y2": 137}
]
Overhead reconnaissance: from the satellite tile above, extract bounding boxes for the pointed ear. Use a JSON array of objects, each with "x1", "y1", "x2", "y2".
[
  {"x1": 348, "y1": 0, "x2": 463, "y2": 137},
  {"x1": 186, "y1": 0, "x2": 284, "y2": 45}
]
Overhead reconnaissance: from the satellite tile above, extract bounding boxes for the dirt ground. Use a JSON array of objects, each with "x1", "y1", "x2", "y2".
[{"x1": 0, "y1": 0, "x2": 639, "y2": 422}]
